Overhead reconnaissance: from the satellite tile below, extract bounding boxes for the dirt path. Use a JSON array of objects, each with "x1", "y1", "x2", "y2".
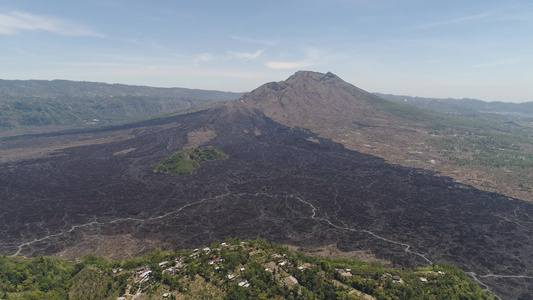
[{"x1": 292, "y1": 194, "x2": 433, "y2": 264}]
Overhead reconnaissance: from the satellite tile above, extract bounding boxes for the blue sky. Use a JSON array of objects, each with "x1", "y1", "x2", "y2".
[{"x1": 1, "y1": 0, "x2": 532, "y2": 102}]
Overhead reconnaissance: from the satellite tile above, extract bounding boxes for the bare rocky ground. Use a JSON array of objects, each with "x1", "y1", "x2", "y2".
[{"x1": 1, "y1": 106, "x2": 532, "y2": 299}]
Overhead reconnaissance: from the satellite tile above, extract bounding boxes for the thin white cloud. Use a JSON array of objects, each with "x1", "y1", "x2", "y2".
[
  {"x1": 265, "y1": 61, "x2": 314, "y2": 70},
  {"x1": 411, "y1": 12, "x2": 490, "y2": 30},
  {"x1": 58, "y1": 62, "x2": 142, "y2": 68},
  {"x1": 231, "y1": 35, "x2": 278, "y2": 46},
  {"x1": 194, "y1": 53, "x2": 213, "y2": 63},
  {"x1": 229, "y1": 49, "x2": 265, "y2": 61},
  {"x1": 472, "y1": 59, "x2": 520, "y2": 68},
  {"x1": 425, "y1": 59, "x2": 443, "y2": 64},
  {"x1": 265, "y1": 47, "x2": 323, "y2": 70},
  {"x1": 0, "y1": 11, "x2": 103, "y2": 37},
  {"x1": 124, "y1": 38, "x2": 142, "y2": 45}
]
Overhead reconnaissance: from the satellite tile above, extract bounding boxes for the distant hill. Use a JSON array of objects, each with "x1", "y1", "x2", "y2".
[
  {"x1": 0, "y1": 79, "x2": 243, "y2": 130},
  {"x1": 375, "y1": 93, "x2": 533, "y2": 119}
]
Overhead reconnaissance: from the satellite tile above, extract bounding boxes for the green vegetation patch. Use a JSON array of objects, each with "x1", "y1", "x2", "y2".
[{"x1": 154, "y1": 146, "x2": 229, "y2": 175}]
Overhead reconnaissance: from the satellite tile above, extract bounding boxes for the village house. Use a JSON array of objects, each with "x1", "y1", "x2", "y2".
[
  {"x1": 135, "y1": 265, "x2": 150, "y2": 274},
  {"x1": 238, "y1": 280, "x2": 249, "y2": 287},
  {"x1": 228, "y1": 274, "x2": 237, "y2": 280},
  {"x1": 392, "y1": 275, "x2": 403, "y2": 284},
  {"x1": 284, "y1": 275, "x2": 298, "y2": 286},
  {"x1": 159, "y1": 261, "x2": 168, "y2": 268},
  {"x1": 336, "y1": 268, "x2": 352, "y2": 277},
  {"x1": 135, "y1": 270, "x2": 152, "y2": 283},
  {"x1": 209, "y1": 258, "x2": 222, "y2": 265}
]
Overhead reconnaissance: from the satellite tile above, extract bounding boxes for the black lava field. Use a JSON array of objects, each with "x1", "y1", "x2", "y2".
[{"x1": 1, "y1": 107, "x2": 532, "y2": 299}]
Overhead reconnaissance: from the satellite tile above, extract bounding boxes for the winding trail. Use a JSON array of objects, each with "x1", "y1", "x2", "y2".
[
  {"x1": 467, "y1": 272, "x2": 502, "y2": 300},
  {"x1": 291, "y1": 194, "x2": 533, "y2": 300},
  {"x1": 291, "y1": 194, "x2": 433, "y2": 265},
  {"x1": 11, "y1": 191, "x2": 233, "y2": 257},
  {"x1": 12, "y1": 190, "x2": 427, "y2": 261},
  {"x1": 479, "y1": 274, "x2": 533, "y2": 279},
  {"x1": 12, "y1": 221, "x2": 101, "y2": 256},
  {"x1": 467, "y1": 270, "x2": 533, "y2": 299}
]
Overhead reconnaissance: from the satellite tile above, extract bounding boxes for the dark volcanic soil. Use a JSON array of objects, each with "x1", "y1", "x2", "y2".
[{"x1": 1, "y1": 106, "x2": 532, "y2": 299}]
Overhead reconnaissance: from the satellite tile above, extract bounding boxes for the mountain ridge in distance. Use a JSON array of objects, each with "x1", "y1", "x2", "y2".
[
  {"x1": 375, "y1": 92, "x2": 533, "y2": 117},
  {"x1": 0, "y1": 78, "x2": 243, "y2": 98},
  {"x1": 0, "y1": 79, "x2": 244, "y2": 131}
]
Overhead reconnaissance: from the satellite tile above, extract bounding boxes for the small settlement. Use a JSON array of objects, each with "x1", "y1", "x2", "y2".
[
  {"x1": 113, "y1": 241, "x2": 306, "y2": 299},
  {"x1": 109, "y1": 239, "x2": 461, "y2": 300}
]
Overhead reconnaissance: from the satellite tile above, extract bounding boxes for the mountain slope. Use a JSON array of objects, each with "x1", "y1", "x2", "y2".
[
  {"x1": 240, "y1": 71, "x2": 533, "y2": 202},
  {"x1": 239, "y1": 71, "x2": 443, "y2": 169},
  {"x1": 240, "y1": 71, "x2": 422, "y2": 130}
]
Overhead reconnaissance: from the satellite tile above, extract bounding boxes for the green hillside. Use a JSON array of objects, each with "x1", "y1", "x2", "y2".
[
  {"x1": 1, "y1": 239, "x2": 494, "y2": 300},
  {"x1": 0, "y1": 79, "x2": 243, "y2": 130}
]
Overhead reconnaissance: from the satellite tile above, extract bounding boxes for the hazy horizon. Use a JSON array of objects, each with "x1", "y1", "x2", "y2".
[{"x1": 1, "y1": 1, "x2": 532, "y2": 102}]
